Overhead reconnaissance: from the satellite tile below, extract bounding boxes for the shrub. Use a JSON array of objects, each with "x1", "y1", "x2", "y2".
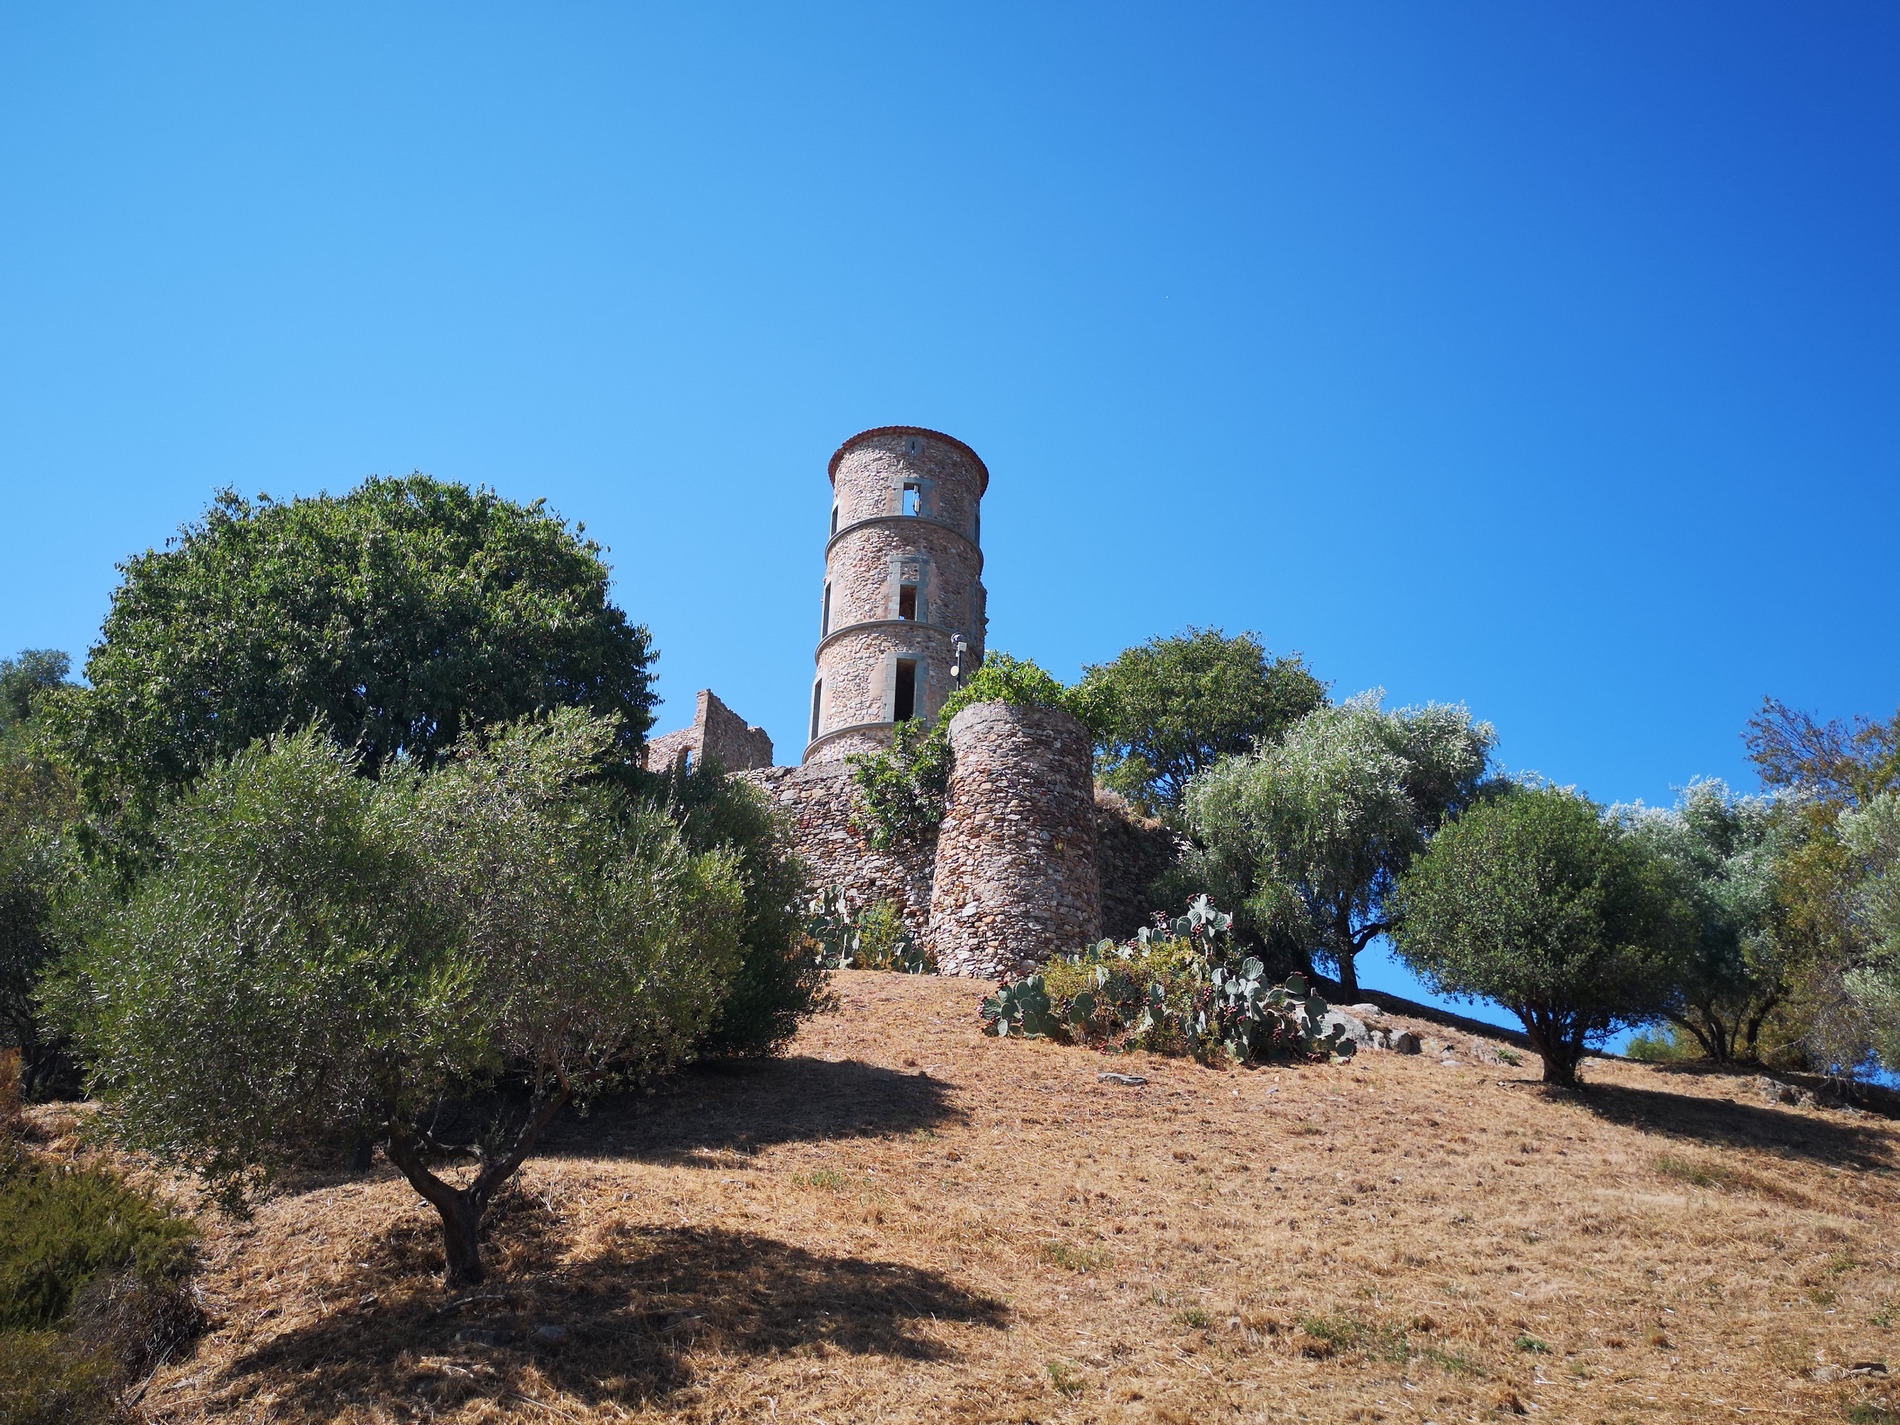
[
  {"x1": 980, "y1": 898, "x2": 1355, "y2": 1064},
  {"x1": 651, "y1": 755, "x2": 833, "y2": 1056},
  {"x1": 804, "y1": 891, "x2": 935, "y2": 974},
  {"x1": 0, "y1": 1143, "x2": 201, "y2": 1424},
  {"x1": 0, "y1": 1148, "x2": 196, "y2": 1332},
  {"x1": 1625, "y1": 1025, "x2": 1704, "y2": 1063},
  {"x1": 0, "y1": 1330, "x2": 120, "y2": 1425}
]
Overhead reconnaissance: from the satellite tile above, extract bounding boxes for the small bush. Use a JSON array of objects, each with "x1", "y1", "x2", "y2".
[
  {"x1": 1039, "y1": 1241, "x2": 1113, "y2": 1273},
  {"x1": 849, "y1": 653, "x2": 1073, "y2": 848},
  {"x1": 805, "y1": 890, "x2": 936, "y2": 974},
  {"x1": 1045, "y1": 1358, "x2": 1085, "y2": 1398},
  {"x1": 1626, "y1": 1025, "x2": 1703, "y2": 1063},
  {"x1": 0, "y1": 1049, "x2": 20, "y2": 1135},
  {"x1": 0, "y1": 1330, "x2": 122, "y2": 1425},
  {"x1": 0, "y1": 1147, "x2": 201, "y2": 1423},
  {"x1": 0, "y1": 1150, "x2": 196, "y2": 1331}
]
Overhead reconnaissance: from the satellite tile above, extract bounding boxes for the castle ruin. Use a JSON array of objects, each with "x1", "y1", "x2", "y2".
[{"x1": 646, "y1": 425, "x2": 1176, "y2": 977}]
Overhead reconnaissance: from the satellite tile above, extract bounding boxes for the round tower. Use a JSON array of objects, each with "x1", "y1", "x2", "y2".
[
  {"x1": 804, "y1": 427, "x2": 989, "y2": 763},
  {"x1": 926, "y1": 700, "x2": 1101, "y2": 978}
]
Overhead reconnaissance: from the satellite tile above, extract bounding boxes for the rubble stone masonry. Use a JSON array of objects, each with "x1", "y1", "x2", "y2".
[
  {"x1": 645, "y1": 689, "x2": 775, "y2": 773},
  {"x1": 926, "y1": 701, "x2": 1101, "y2": 979},
  {"x1": 807, "y1": 427, "x2": 988, "y2": 762}
]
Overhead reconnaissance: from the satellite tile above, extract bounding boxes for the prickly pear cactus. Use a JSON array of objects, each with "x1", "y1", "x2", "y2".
[{"x1": 980, "y1": 975, "x2": 1060, "y2": 1038}]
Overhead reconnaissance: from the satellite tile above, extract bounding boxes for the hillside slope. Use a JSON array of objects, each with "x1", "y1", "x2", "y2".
[{"x1": 148, "y1": 971, "x2": 1898, "y2": 1423}]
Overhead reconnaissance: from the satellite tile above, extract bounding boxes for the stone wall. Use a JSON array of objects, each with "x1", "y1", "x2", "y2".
[
  {"x1": 1092, "y1": 789, "x2": 1185, "y2": 940},
  {"x1": 645, "y1": 689, "x2": 774, "y2": 773},
  {"x1": 926, "y1": 701, "x2": 1100, "y2": 980},
  {"x1": 736, "y1": 761, "x2": 939, "y2": 938},
  {"x1": 735, "y1": 702, "x2": 1184, "y2": 977}
]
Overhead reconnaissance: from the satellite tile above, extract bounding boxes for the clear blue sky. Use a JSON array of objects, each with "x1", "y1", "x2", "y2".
[{"x1": 3, "y1": 5, "x2": 1895, "y2": 1018}]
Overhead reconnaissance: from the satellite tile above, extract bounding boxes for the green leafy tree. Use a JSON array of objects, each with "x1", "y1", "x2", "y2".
[
  {"x1": 0, "y1": 651, "x2": 74, "y2": 732},
  {"x1": 1614, "y1": 780, "x2": 1792, "y2": 1063},
  {"x1": 1392, "y1": 783, "x2": 1695, "y2": 1086},
  {"x1": 0, "y1": 651, "x2": 80, "y2": 1094},
  {"x1": 1072, "y1": 629, "x2": 1327, "y2": 814},
  {"x1": 649, "y1": 753, "x2": 832, "y2": 1056},
  {"x1": 1842, "y1": 792, "x2": 1900, "y2": 1073},
  {"x1": 1182, "y1": 694, "x2": 1494, "y2": 999},
  {"x1": 1744, "y1": 698, "x2": 1900, "y2": 1070},
  {"x1": 51, "y1": 478, "x2": 655, "y2": 826},
  {"x1": 49, "y1": 712, "x2": 743, "y2": 1286},
  {"x1": 0, "y1": 741, "x2": 78, "y2": 1095}
]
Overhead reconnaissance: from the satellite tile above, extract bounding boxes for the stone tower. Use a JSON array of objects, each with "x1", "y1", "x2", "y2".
[
  {"x1": 804, "y1": 426, "x2": 989, "y2": 763},
  {"x1": 926, "y1": 700, "x2": 1101, "y2": 978}
]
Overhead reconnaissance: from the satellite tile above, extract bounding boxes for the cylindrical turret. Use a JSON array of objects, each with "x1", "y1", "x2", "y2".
[
  {"x1": 804, "y1": 427, "x2": 989, "y2": 763},
  {"x1": 926, "y1": 700, "x2": 1100, "y2": 979}
]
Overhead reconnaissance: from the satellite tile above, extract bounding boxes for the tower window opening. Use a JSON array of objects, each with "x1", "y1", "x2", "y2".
[
  {"x1": 822, "y1": 582, "x2": 832, "y2": 636},
  {"x1": 830, "y1": 504, "x2": 839, "y2": 536},
  {"x1": 810, "y1": 680, "x2": 823, "y2": 741},
  {"x1": 893, "y1": 660, "x2": 918, "y2": 722},
  {"x1": 902, "y1": 482, "x2": 922, "y2": 516},
  {"x1": 897, "y1": 583, "x2": 917, "y2": 621},
  {"x1": 973, "y1": 507, "x2": 980, "y2": 544}
]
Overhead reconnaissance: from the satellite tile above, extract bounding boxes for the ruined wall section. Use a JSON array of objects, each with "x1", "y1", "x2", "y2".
[
  {"x1": 645, "y1": 689, "x2": 773, "y2": 773},
  {"x1": 737, "y1": 761, "x2": 938, "y2": 939},
  {"x1": 926, "y1": 701, "x2": 1100, "y2": 980},
  {"x1": 1092, "y1": 790, "x2": 1186, "y2": 940}
]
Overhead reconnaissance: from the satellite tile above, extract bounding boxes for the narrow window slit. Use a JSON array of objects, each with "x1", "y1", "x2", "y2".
[
  {"x1": 897, "y1": 584, "x2": 917, "y2": 621},
  {"x1": 893, "y1": 660, "x2": 917, "y2": 722}
]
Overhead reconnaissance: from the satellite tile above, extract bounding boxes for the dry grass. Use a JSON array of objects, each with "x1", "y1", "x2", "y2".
[{"x1": 123, "y1": 972, "x2": 1900, "y2": 1423}]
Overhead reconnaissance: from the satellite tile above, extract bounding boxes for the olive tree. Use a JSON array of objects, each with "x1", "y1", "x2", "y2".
[
  {"x1": 1613, "y1": 780, "x2": 1791, "y2": 1062},
  {"x1": 1182, "y1": 694, "x2": 1494, "y2": 998},
  {"x1": 0, "y1": 650, "x2": 80, "y2": 1092},
  {"x1": 1843, "y1": 792, "x2": 1900, "y2": 1073},
  {"x1": 1393, "y1": 783, "x2": 1693, "y2": 1086},
  {"x1": 50, "y1": 711, "x2": 743, "y2": 1285}
]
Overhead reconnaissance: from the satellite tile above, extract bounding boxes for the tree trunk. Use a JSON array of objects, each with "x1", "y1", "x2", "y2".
[
  {"x1": 1333, "y1": 912, "x2": 1360, "y2": 1001},
  {"x1": 382, "y1": 1089, "x2": 572, "y2": 1288},
  {"x1": 1664, "y1": 1011, "x2": 1719, "y2": 1063},
  {"x1": 385, "y1": 1131, "x2": 489, "y2": 1287},
  {"x1": 1519, "y1": 1010, "x2": 1582, "y2": 1087},
  {"x1": 434, "y1": 1192, "x2": 485, "y2": 1288}
]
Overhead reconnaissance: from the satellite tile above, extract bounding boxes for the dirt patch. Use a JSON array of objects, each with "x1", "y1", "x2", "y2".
[{"x1": 145, "y1": 971, "x2": 1900, "y2": 1423}]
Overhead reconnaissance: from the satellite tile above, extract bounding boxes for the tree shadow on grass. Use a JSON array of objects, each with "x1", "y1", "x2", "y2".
[
  {"x1": 220, "y1": 1209, "x2": 1006, "y2": 1422},
  {"x1": 1569, "y1": 1080, "x2": 1895, "y2": 1170},
  {"x1": 540, "y1": 1055, "x2": 964, "y2": 1166}
]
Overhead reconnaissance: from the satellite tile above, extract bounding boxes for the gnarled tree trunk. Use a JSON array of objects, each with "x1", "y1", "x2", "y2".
[{"x1": 383, "y1": 1090, "x2": 571, "y2": 1287}]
